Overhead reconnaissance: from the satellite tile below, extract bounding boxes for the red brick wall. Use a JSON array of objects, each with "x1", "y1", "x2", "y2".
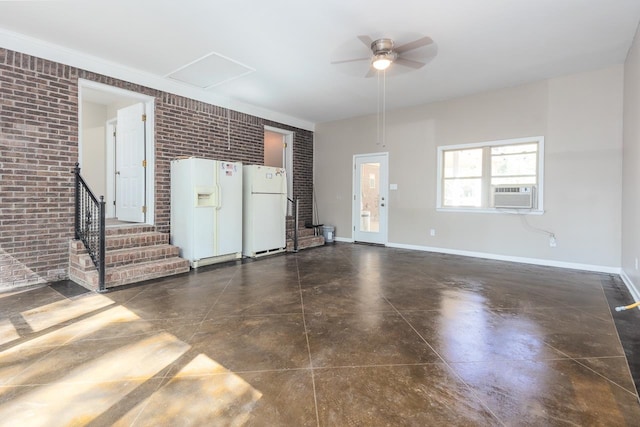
[
  {"x1": 154, "y1": 94, "x2": 314, "y2": 233},
  {"x1": 0, "y1": 48, "x2": 314, "y2": 289}
]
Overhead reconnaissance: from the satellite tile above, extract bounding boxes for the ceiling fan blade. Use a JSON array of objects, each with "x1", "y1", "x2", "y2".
[
  {"x1": 395, "y1": 36, "x2": 433, "y2": 54},
  {"x1": 357, "y1": 35, "x2": 374, "y2": 48},
  {"x1": 364, "y1": 67, "x2": 376, "y2": 78},
  {"x1": 331, "y1": 57, "x2": 370, "y2": 65},
  {"x1": 395, "y1": 57, "x2": 426, "y2": 69}
]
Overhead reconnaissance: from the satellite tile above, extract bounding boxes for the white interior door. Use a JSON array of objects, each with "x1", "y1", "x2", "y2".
[
  {"x1": 116, "y1": 103, "x2": 146, "y2": 222},
  {"x1": 105, "y1": 119, "x2": 116, "y2": 218},
  {"x1": 353, "y1": 153, "x2": 388, "y2": 244}
]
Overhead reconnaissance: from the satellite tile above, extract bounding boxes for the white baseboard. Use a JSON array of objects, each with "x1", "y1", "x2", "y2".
[
  {"x1": 620, "y1": 270, "x2": 640, "y2": 302},
  {"x1": 334, "y1": 237, "x2": 354, "y2": 243},
  {"x1": 385, "y1": 242, "x2": 621, "y2": 275}
]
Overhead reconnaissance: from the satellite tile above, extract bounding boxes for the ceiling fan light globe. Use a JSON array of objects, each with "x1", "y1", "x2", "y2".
[{"x1": 372, "y1": 56, "x2": 392, "y2": 70}]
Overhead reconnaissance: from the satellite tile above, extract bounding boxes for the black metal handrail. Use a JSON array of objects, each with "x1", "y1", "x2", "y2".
[
  {"x1": 73, "y1": 163, "x2": 106, "y2": 292},
  {"x1": 287, "y1": 197, "x2": 299, "y2": 253}
]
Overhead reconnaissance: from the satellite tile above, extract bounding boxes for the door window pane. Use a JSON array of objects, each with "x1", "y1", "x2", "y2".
[{"x1": 360, "y1": 162, "x2": 380, "y2": 232}]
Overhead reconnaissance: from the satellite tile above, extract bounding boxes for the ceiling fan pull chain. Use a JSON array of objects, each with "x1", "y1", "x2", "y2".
[
  {"x1": 377, "y1": 71, "x2": 381, "y2": 146},
  {"x1": 382, "y1": 69, "x2": 386, "y2": 148}
]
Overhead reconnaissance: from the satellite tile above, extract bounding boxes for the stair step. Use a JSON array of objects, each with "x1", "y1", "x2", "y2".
[
  {"x1": 74, "y1": 257, "x2": 190, "y2": 291},
  {"x1": 73, "y1": 244, "x2": 181, "y2": 269},
  {"x1": 286, "y1": 227, "x2": 317, "y2": 239},
  {"x1": 104, "y1": 257, "x2": 190, "y2": 288},
  {"x1": 70, "y1": 230, "x2": 168, "y2": 253},
  {"x1": 105, "y1": 225, "x2": 155, "y2": 236},
  {"x1": 73, "y1": 232, "x2": 171, "y2": 253},
  {"x1": 105, "y1": 244, "x2": 181, "y2": 267},
  {"x1": 106, "y1": 231, "x2": 169, "y2": 251},
  {"x1": 287, "y1": 235, "x2": 325, "y2": 252},
  {"x1": 286, "y1": 219, "x2": 322, "y2": 230},
  {"x1": 69, "y1": 226, "x2": 189, "y2": 291}
]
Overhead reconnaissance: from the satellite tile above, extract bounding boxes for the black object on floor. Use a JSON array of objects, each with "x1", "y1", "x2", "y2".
[
  {"x1": 603, "y1": 275, "x2": 640, "y2": 399},
  {"x1": 49, "y1": 280, "x2": 91, "y2": 298}
]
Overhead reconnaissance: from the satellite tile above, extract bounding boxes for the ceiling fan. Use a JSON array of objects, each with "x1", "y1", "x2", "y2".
[{"x1": 331, "y1": 35, "x2": 434, "y2": 77}]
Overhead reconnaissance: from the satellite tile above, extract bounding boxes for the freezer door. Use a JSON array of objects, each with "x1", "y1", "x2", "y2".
[
  {"x1": 192, "y1": 159, "x2": 217, "y2": 260},
  {"x1": 251, "y1": 193, "x2": 286, "y2": 251},
  {"x1": 171, "y1": 158, "x2": 216, "y2": 262},
  {"x1": 249, "y1": 165, "x2": 286, "y2": 194},
  {"x1": 216, "y1": 161, "x2": 243, "y2": 255}
]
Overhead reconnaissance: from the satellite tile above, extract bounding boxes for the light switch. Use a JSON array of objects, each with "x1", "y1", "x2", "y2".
[{"x1": 390, "y1": 184, "x2": 398, "y2": 190}]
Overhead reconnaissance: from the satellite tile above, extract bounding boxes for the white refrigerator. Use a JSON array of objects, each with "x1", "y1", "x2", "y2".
[
  {"x1": 171, "y1": 158, "x2": 243, "y2": 268},
  {"x1": 243, "y1": 165, "x2": 287, "y2": 257}
]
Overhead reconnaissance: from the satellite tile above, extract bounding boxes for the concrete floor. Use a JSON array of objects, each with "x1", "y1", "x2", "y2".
[{"x1": 1, "y1": 243, "x2": 639, "y2": 426}]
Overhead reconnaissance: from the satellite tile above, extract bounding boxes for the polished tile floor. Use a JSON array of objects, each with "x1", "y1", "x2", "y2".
[{"x1": 1, "y1": 243, "x2": 640, "y2": 426}]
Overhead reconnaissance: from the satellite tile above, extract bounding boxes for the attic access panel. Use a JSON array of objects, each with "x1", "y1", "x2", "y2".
[{"x1": 166, "y1": 51, "x2": 255, "y2": 89}]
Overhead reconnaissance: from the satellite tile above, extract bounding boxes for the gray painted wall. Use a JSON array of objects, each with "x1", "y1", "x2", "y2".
[
  {"x1": 81, "y1": 101, "x2": 108, "y2": 197},
  {"x1": 315, "y1": 66, "x2": 623, "y2": 269}
]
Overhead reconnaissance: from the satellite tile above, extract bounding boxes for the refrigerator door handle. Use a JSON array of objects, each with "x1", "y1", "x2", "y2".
[{"x1": 215, "y1": 183, "x2": 222, "y2": 209}]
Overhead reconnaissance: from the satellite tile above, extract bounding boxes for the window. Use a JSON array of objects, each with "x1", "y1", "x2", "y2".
[{"x1": 437, "y1": 136, "x2": 544, "y2": 212}]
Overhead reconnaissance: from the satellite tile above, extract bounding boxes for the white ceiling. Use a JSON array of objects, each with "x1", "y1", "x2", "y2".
[{"x1": 1, "y1": 0, "x2": 639, "y2": 128}]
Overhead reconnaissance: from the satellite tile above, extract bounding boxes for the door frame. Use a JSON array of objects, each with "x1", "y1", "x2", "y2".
[
  {"x1": 264, "y1": 125, "x2": 293, "y2": 212},
  {"x1": 78, "y1": 79, "x2": 156, "y2": 225},
  {"x1": 105, "y1": 118, "x2": 117, "y2": 218},
  {"x1": 352, "y1": 152, "x2": 389, "y2": 244}
]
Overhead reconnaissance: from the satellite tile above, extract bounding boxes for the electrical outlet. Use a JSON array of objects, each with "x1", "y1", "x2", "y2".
[
  {"x1": 549, "y1": 236, "x2": 557, "y2": 247},
  {"x1": 430, "y1": 229, "x2": 436, "y2": 237},
  {"x1": 635, "y1": 257, "x2": 638, "y2": 270}
]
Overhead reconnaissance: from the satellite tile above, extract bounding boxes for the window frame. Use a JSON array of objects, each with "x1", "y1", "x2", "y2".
[{"x1": 436, "y1": 136, "x2": 545, "y2": 214}]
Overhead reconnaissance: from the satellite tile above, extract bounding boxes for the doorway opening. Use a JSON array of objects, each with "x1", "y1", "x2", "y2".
[
  {"x1": 78, "y1": 79, "x2": 156, "y2": 225},
  {"x1": 353, "y1": 152, "x2": 389, "y2": 244},
  {"x1": 264, "y1": 126, "x2": 293, "y2": 213}
]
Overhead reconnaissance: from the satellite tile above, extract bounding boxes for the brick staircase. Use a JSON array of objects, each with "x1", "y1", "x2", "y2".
[
  {"x1": 69, "y1": 225, "x2": 189, "y2": 291},
  {"x1": 286, "y1": 218, "x2": 325, "y2": 252}
]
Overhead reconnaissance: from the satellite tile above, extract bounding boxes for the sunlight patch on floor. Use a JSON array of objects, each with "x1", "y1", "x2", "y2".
[
  {"x1": 21, "y1": 293, "x2": 114, "y2": 332},
  {"x1": 0, "y1": 319, "x2": 19, "y2": 346},
  {"x1": 1, "y1": 295, "x2": 264, "y2": 426},
  {"x1": 0, "y1": 306, "x2": 143, "y2": 390},
  {"x1": 0, "y1": 332, "x2": 190, "y2": 426},
  {"x1": 115, "y1": 354, "x2": 262, "y2": 426}
]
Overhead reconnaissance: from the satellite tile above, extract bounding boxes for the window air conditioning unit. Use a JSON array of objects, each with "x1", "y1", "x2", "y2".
[{"x1": 493, "y1": 185, "x2": 535, "y2": 209}]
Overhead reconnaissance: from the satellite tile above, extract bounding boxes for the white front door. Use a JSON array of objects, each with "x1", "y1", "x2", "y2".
[
  {"x1": 353, "y1": 153, "x2": 389, "y2": 244},
  {"x1": 116, "y1": 103, "x2": 146, "y2": 222}
]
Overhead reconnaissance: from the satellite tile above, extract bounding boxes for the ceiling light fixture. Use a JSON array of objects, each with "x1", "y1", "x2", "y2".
[{"x1": 372, "y1": 54, "x2": 393, "y2": 71}]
